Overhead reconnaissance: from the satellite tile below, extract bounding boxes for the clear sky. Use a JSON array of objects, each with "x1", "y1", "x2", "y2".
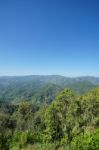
[{"x1": 0, "y1": 0, "x2": 99, "y2": 76}]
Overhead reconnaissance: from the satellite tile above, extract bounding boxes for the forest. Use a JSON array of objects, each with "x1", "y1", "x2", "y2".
[{"x1": 0, "y1": 76, "x2": 99, "y2": 150}]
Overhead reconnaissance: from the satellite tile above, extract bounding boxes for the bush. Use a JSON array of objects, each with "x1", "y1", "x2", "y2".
[{"x1": 71, "y1": 129, "x2": 99, "y2": 150}]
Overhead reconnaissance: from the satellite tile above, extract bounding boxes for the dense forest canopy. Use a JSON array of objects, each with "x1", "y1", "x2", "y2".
[{"x1": 0, "y1": 76, "x2": 99, "y2": 150}]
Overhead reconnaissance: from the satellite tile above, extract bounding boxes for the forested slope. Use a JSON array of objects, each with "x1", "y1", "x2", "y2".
[
  {"x1": 0, "y1": 75, "x2": 98, "y2": 103},
  {"x1": 0, "y1": 87, "x2": 99, "y2": 150}
]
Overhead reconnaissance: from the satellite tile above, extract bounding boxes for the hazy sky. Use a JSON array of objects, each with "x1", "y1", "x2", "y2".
[{"x1": 0, "y1": 0, "x2": 99, "y2": 76}]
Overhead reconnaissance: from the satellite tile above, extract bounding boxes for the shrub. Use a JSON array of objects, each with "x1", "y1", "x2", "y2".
[{"x1": 71, "y1": 129, "x2": 99, "y2": 150}]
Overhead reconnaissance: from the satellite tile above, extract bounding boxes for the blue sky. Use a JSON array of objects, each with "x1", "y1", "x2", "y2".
[{"x1": 0, "y1": 0, "x2": 99, "y2": 76}]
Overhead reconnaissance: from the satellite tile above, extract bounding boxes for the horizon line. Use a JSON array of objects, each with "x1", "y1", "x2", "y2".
[{"x1": 0, "y1": 74, "x2": 99, "y2": 78}]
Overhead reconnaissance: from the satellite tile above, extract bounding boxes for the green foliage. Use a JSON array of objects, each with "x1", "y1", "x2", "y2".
[
  {"x1": 0, "y1": 130, "x2": 12, "y2": 150},
  {"x1": 71, "y1": 129, "x2": 99, "y2": 150},
  {"x1": 44, "y1": 89, "x2": 76, "y2": 144},
  {"x1": 0, "y1": 87, "x2": 99, "y2": 150},
  {"x1": 11, "y1": 131, "x2": 36, "y2": 149}
]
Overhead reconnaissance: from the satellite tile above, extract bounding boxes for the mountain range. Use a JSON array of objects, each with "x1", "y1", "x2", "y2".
[{"x1": 0, "y1": 75, "x2": 99, "y2": 103}]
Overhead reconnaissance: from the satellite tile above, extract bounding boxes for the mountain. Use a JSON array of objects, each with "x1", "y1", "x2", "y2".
[
  {"x1": 0, "y1": 75, "x2": 99, "y2": 103},
  {"x1": 34, "y1": 83, "x2": 63, "y2": 104}
]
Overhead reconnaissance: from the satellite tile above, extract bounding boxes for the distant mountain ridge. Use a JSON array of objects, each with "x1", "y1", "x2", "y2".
[
  {"x1": 0, "y1": 75, "x2": 99, "y2": 87},
  {"x1": 0, "y1": 75, "x2": 99, "y2": 103}
]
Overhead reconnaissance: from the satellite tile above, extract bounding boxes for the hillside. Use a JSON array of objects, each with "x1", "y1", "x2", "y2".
[
  {"x1": 0, "y1": 75, "x2": 98, "y2": 103},
  {"x1": 0, "y1": 88, "x2": 99, "y2": 150}
]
